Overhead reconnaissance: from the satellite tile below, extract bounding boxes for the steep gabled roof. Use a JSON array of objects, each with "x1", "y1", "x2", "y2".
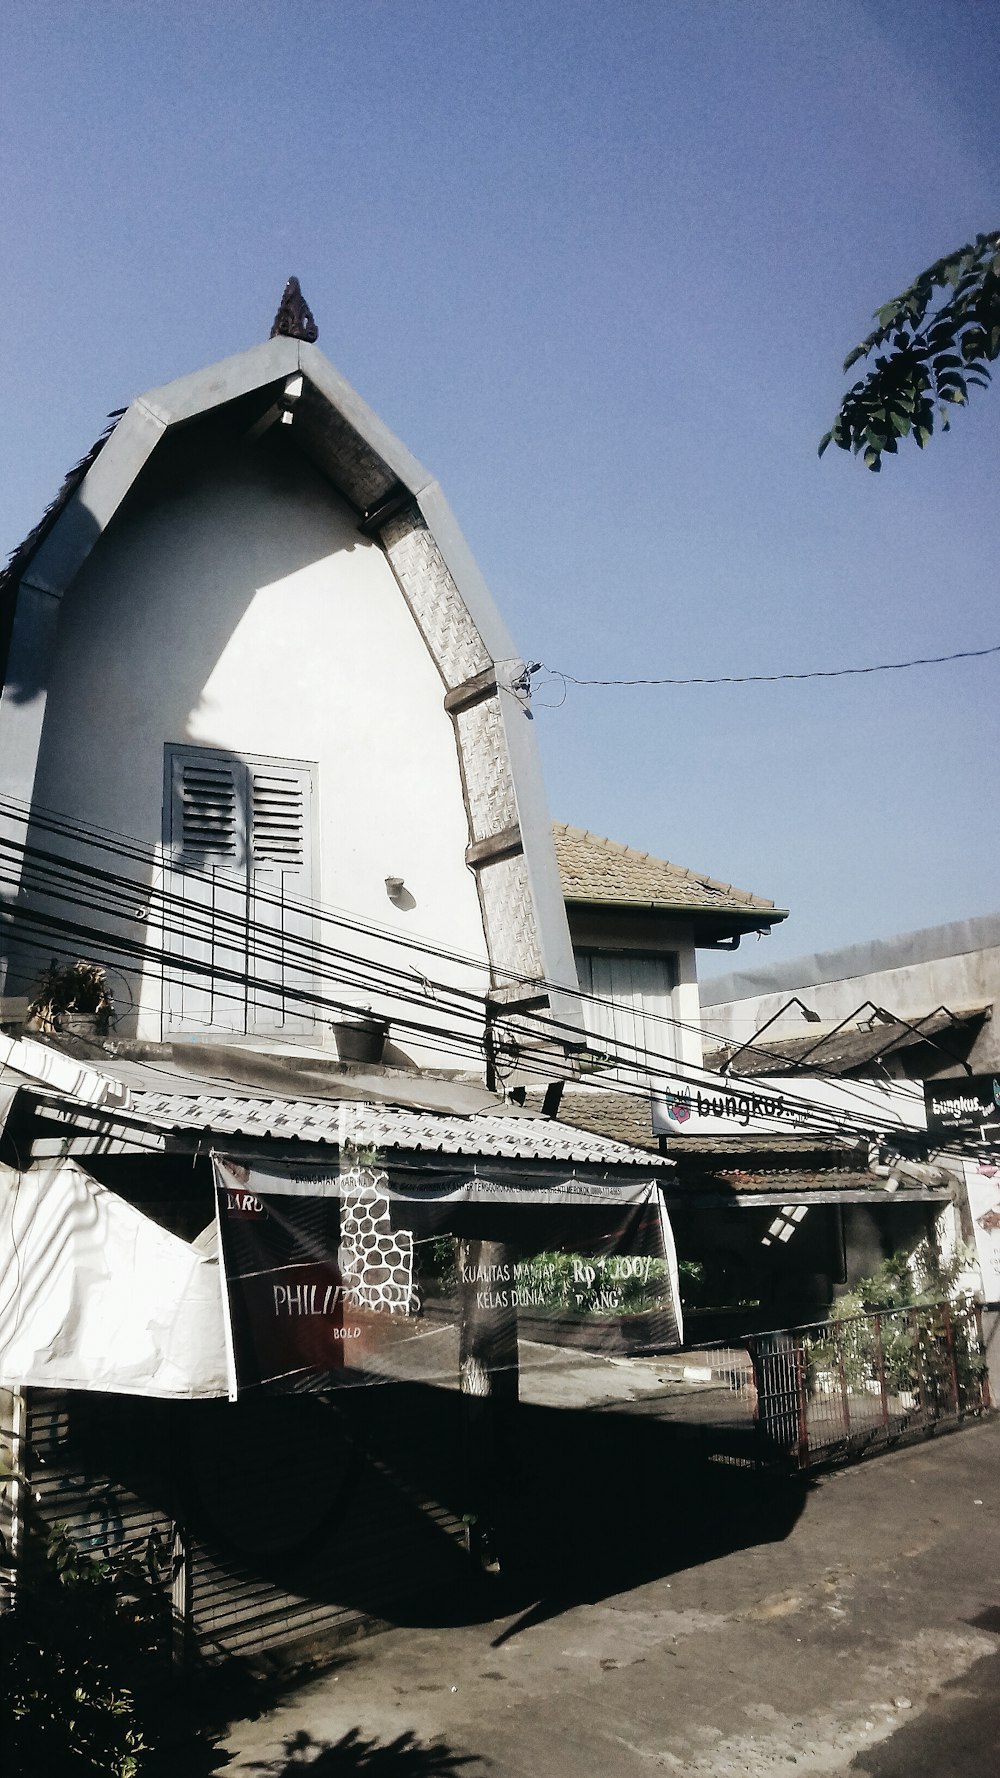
[
  {"x1": 552, "y1": 822, "x2": 785, "y2": 924},
  {"x1": 0, "y1": 337, "x2": 579, "y2": 1022}
]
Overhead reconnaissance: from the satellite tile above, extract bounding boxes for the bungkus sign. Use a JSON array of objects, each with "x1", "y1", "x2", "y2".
[
  {"x1": 924, "y1": 1075, "x2": 1000, "y2": 1140},
  {"x1": 652, "y1": 1074, "x2": 926, "y2": 1139}
]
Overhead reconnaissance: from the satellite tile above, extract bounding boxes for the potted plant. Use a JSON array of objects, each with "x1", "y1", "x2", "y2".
[
  {"x1": 27, "y1": 959, "x2": 115, "y2": 1038},
  {"x1": 330, "y1": 1010, "x2": 388, "y2": 1064}
]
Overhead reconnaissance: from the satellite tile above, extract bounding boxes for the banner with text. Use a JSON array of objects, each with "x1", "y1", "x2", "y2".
[
  {"x1": 653, "y1": 1074, "x2": 925, "y2": 1140},
  {"x1": 213, "y1": 1155, "x2": 681, "y2": 1398}
]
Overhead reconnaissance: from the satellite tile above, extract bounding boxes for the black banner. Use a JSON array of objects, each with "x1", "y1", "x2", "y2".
[
  {"x1": 213, "y1": 1156, "x2": 681, "y2": 1397},
  {"x1": 924, "y1": 1074, "x2": 1000, "y2": 1139}
]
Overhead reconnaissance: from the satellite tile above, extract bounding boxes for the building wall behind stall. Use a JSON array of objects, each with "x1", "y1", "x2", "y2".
[
  {"x1": 700, "y1": 916, "x2": 1000, "y2": 1074},
  {"x1": 19, "y1": 429, "x2": 490, "y2": 1058}
]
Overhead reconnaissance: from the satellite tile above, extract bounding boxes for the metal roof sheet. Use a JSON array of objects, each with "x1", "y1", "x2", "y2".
[{"x1": 95, "y1": 1089, "x2": 671, "y2": 1170}]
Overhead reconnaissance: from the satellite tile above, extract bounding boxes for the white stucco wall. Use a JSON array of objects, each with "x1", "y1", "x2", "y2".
[{"x1": 25, "y1": 433, "x2": 490, "y2": 1058}]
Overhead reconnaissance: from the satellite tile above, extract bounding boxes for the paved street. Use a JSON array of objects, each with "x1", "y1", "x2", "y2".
[{"x1": 215, "y1": 1413, "x2": 1000, "y2": 1777}]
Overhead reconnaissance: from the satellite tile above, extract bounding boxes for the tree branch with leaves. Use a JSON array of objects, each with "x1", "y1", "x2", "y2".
[{"x1": 820, "y1": 230, "x2": 1000, "y2": 469}]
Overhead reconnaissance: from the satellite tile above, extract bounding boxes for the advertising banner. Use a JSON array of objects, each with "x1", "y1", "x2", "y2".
[
  {"x1": 653, "y1": 1073, "x2": 925, "y2": 1139},
  {"x1": 924, "y1": 1075, "x2": 1000, "y2": 1142},
  {"x1": 213, "y1": 1155, "x2": 681, "y2": 1398}
]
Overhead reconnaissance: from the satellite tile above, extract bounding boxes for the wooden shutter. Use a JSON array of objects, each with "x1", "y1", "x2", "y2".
[
  {"x1": 175, "y1": 758, "x2": 241, "y2": 863},
  {"x1": 574, "y1": 950, "x2": 678, "y2": 1078},
  {"x1": 164, "y1": 750, "x2": 248, "y2": 1035},
  {"x1": 163, "y1": 749, "x2": 316, "y2": 1038},
  {"x1": 247, "y1": 761, "x2": 315, "y2": 1034}
]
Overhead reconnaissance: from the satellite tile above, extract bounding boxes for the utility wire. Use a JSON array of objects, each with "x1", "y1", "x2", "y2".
[
  {"x1": 0, "y1": 799, "x2": 923, "y2": 1140},
  {"x1": 536, "y1": 641, "x2": 1000, "y2": 690},
  {"x1": 0, "y1": 870, "x2": 919, "y2": 1146},
  {"x1": 0, "y1": 809, "x2": 919, "y2": 1140}
]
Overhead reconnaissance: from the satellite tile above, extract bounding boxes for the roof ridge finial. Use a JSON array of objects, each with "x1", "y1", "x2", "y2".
[{"x1": 270, "y1": 276, "x2": 318, "y2": 344}]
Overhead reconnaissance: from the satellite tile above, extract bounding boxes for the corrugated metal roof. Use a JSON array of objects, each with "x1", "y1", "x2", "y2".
[
  {"x1": 703, "y1": 1005, "x2": 990, "y2": 1078},
  {"x1": 552, "y1": 822, "x2": 784, "y2": 919},
  {"x1": 95, "y1": 1089, "x2": 671, "y2": 1170}
]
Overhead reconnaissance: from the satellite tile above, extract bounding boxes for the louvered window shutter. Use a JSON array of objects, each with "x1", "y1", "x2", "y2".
[
  {"x1": 174, "y1": 757, "x2": 242, "y2": 864},
  {"x1": 164, "y1": 750, "x2": 247, "y2": 1034},
  {"x1": 247, "y1": 761, "x2": 314, "y2": 1034},
  {"x1": 250, "y1": 768, "x2": 306, "y2": 867},
  {"x1": 164, "y1": 748, "x2": 315, "y2": 1038}
]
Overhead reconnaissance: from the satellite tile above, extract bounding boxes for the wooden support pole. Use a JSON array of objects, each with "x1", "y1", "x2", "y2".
[{"x1": 459, "y1": 1237, "x2": 519, "y2": 1572}]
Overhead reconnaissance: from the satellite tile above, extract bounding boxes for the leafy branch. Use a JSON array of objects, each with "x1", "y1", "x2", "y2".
[{"x1": 820, "y1": 230, "x2": 1000, "y2": 469}]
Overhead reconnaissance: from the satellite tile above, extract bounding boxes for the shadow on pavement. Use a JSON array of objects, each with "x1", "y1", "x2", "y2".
[
  {"x1": 849, "y1": 1636, "x2": 1000, "y2": 1778},
  {"x1": 318, "y1": 1379, "x2": 806, "y2": 1640},
  {"x1": 240, "y1": 1726, "x2": 480, "y2": 1775}
]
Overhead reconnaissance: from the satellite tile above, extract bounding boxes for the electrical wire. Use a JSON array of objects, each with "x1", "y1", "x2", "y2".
[
  {"x1": 0, "y1": 798, "x2": 926, "y2": 1142},
  {"x1": 0, "y1": 813, "x2": 917, "y2": 1142},
  {"x1": 0, "y1": 890, "x2": 918, "y2": 1148},
  {"x1": 0, "y1": 792, "x2": 897, "y2": 1091},
  {"x1": 536, "y1": 642, "x2": 1000, "y2": 690}
]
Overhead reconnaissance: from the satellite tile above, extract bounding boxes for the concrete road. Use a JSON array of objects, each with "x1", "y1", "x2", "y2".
[{"x1": 217, "y1": 1417, "x2": 1000, "y2": 1777}]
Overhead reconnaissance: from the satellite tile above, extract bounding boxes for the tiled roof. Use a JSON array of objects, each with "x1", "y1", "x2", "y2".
[
  {"x1": 675, "y1": 1168, "x2": 924, "y2": 1197},
  {"x1": 549, "y1": 1090, "x2": 660, "y2": 1153},
  {"x1": 0, "y1": 415, "x2": 122, "y2": 665},
  {"x1": 83, "y1": 1089, "x2": 671, "y2": 1171},
  {"x1": 552, "y1": 823, "x2": 784, "y2": 919}
]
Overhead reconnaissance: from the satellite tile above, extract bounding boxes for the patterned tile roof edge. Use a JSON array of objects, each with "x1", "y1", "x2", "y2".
[{"x1": 551, "y1": 822, "x2": 785, "y2": 917}]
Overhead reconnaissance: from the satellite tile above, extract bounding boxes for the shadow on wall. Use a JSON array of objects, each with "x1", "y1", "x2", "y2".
[{"x1": 2, "y1": 400, "x2": 363, "y2": 1027}]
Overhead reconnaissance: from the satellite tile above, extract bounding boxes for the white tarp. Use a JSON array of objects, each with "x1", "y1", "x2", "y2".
[
  {"x1": 652, "y1": 1072, "x2": 926, "y2": 1140},
  {"x1": 0, "y1": 1160, "x2": 227, "y2": 1397}
]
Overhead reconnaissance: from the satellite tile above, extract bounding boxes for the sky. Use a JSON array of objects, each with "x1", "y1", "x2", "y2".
[{"x1": 2, "y1": 1, "x2": 998, "y2": 977}]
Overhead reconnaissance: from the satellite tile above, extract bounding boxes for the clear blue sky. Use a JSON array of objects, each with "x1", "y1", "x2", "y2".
[{"x1": 2, "y1": 1, "x2": 998, "y2": 975}]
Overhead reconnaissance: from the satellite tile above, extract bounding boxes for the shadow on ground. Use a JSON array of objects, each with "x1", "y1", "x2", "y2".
[
  {"x1": 236, "y1": 1726, "x2": 479, "y2": 1775},
  {"x1": 46, "y1": 1373, "x2": 806, "y2": 1678},
  {"x1": 176, "y1": 1379, "x2": 806, "y2": 1640},
  {"x1": 849, "y1": 1605, "x2": 1000, "y2": 1778}
]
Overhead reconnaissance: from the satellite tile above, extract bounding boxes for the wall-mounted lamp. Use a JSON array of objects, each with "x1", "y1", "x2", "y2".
[
  {"x1": 385, "y1": 876, "x2": 405, "y2": 899},
  {"x1": 720, "y1": 996, "x2": 820, "y2": 1075}
]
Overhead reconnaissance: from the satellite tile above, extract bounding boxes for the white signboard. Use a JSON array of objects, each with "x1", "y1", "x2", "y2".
[
  {"x1": 652, "y1": 1073, "x2": 926, "y2": 1140},
  {"x1": 963, "y1": 1158, "x2": 1000, "y2": 1301}
]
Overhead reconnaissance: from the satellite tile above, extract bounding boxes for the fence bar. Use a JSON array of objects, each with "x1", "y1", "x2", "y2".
[{"x1": 747, "y1": 1299, "x2": 991, "y2": 1474}]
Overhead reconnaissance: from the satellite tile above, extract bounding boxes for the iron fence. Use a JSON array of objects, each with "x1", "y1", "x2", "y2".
[{"x1": 746, "y1": 1300, "x2": 992, "y2": 1471}]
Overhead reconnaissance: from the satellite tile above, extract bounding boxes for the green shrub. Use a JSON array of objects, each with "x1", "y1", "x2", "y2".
[{"x1": 1, "y1": 1500, "x2": 167, "y2": 1777}]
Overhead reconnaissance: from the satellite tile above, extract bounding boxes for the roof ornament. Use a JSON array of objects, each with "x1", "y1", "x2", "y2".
[{"x1": 270, "y1": 277, "x2": 318, "y2": 344}]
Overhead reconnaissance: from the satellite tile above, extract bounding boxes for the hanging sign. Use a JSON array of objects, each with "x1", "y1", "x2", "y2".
[
  {"x1": 924, "y1": 1075, "x2": 1000, "y2": 1142},
  {"x1": 653, "y1": 1073, "x2": 925, "y2": 1139},
  {"x1": 213, "y1": 1155, "x2": 681, "y2": 1398}
]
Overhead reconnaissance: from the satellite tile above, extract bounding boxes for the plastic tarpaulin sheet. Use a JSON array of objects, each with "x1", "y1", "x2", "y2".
[
  {"x1": 213, "y1": 1154, "x2": 682, "y2": 1398},
  {"x1": 0, "y1": 1161, "x2": 228, "y2": 1398}
]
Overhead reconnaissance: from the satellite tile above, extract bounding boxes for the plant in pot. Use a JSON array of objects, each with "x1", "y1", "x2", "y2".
[{"x1": 27, "y1": 959, "x2": 115, "y2": 1038}]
